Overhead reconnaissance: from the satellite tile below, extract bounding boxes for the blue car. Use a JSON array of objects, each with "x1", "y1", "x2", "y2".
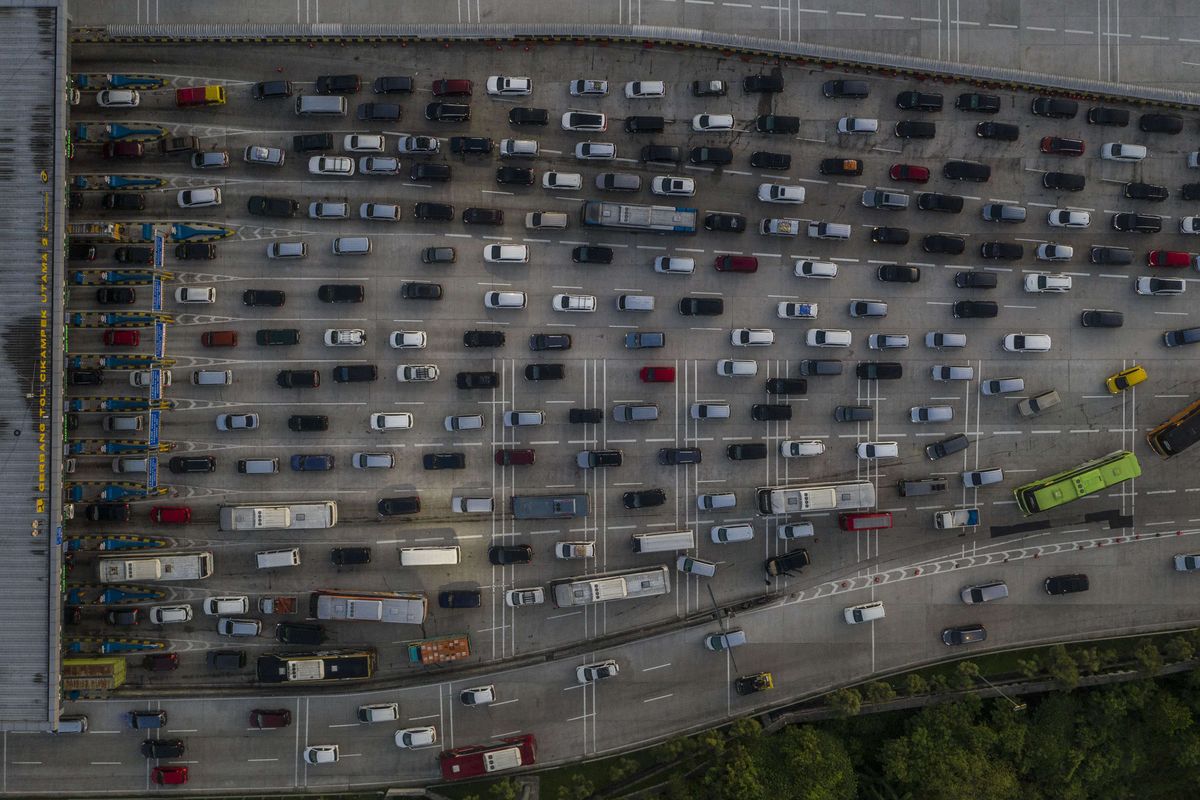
[{"x1": 290, "y1": 454, "x2": 334, "y2": 472}]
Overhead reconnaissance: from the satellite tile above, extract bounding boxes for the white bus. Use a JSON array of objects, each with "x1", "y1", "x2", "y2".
[
  {"x1": 551, "y1": 566, "x2": 671, "y2": 608},
  {"x1": 218, "y1": 502, "x2": 338, "y2": 531},
  {"x1": 309, "y1": 590, "x2": 427, "y2": 625},
  {"x1": 756, "y1": 482, "x2": 876, "y2": 515}
]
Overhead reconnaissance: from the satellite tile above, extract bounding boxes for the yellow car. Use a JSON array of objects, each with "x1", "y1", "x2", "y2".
[{"x1": 1106, "y1": 365, "x2": 1147, "y2": 394}]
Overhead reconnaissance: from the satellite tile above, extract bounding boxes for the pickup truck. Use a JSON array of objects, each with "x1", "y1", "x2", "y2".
[{"x1": 934, "y1": 508, "x2": 980, "y2": 529}]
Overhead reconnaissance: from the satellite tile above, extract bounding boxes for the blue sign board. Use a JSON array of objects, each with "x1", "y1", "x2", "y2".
[
  {"x1": 146, "y1": 455, "x2": 158, "y2": 490},
  {"x1": 154, "y1": 321, "x2": 165, "y2": 360},
  {"x1": 152, "y1": 276, "x2": 162, "y2": 312},
  {"x1": 153, "y1": 234, "x2": 164, "y2": 268},
  {"x1": 148, "y1": 409, "x2": 160, "y2": 447},
  {"x1": 149, "y1": 368, "x2": 161, "y2": 402}
]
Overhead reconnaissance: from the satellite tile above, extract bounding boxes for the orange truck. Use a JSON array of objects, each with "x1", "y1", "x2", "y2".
[
  {"x1": 175, "y1": 86, "x2": 226, "y2": 107},
  {"x1": 407, "y1": 635, "x2": 470, "y2": 665}
]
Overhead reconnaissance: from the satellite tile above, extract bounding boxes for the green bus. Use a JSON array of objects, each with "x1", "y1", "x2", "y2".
[{"x1": 1013, "y1": 450, "x2": 1141, "y2": 515}]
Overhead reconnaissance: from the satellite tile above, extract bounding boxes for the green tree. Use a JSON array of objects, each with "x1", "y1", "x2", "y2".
[
  {"x1": 750, "y1": 726, "x2": 856, "y2": 800},
  {"x1": 863, "y1": 680, "x2": 897, "y2": 705},
  {"x1": 661, "y1": 773, "x2": 691, "y2": 800},
  {"x1": 557, "y1": 773, "x2": 594, "y2": 800},
  {"x1": 607, "y1": 756, "x2": 639, "y2": 785},
  {"x1": 1016, "y1": 655, "x2": 1041, "y2": 679},
  {"x1": 701, "y1": 743, "x2": 764, "y2": 800},
  {"x1": 650, "y1": 736, "x2": 694, "y2": 764},
  {"x1": 486, "y1": 777, "x2": 520, "y2": 800},
  {"x1": 1045, "y1": 644, "x2": 1080, "y2": 689},
  {"x1": 1134, "y1": 639, "x2": 1164, "y2": 674},
  {"x1": 929, "y1": 673, "x2": 951, "y2": 693},
  {"x1": 1163, "y1": 635, "x2": 1195, "y2": 664},
  {"x1": 904, "y1": 673, "x2": 929, "y2": 697},
  {"x1": 827, "y1": 687, "x2": 862, "y2": 717},
  {"x1": 727, "y1": 717, "x2": 762, "y2": 742},
  {"x1": 1072, "y1": 646, "x2": 1103, "y2": 676},
  {"x1": 955, "y1": 661, "x2": 981, "y2": 690}
]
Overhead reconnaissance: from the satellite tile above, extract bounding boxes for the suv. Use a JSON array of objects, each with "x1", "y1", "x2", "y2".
[
  {"x1": 292, "y1": 133, "x2": 335, "y2": 152},
  {"x1": 926, "y1": 433, "x2": 969, "y2": 460},
  {"x1": 1044, "y1": 574, "x2": 1090, "y2": 595},
  {"x1": 944, "y1": 160, "x2": 990, "y2": 182},
  {"x1": 976, "y1": 121, "x2": 1019, "y2": 141},
  {"x1": 463, "y1": 330, "x2": 506, "y2": 348},
  {"x1": 917, "y1": 193, "x2": 964, "y2": 213},
  {"x1": 1112, "y1": 213, "x2": 1162, "y2": 233},
  {"x1": 1124, "y1": 182, "x2": 1169, "y2": 202},
  {"x1": 955, "y1": 93, "x2": 1000, "y2": 112},
  {"x1": 750, "y1": 151, "x2": 790, "y2": 170},
  {"x1": 247, "y1": 196, "x2": 299, "y2": 217},
  {"x1": 955, "y1": 271, "x2": 999, "y2": 289},
  {"x1": 1042, "y1": 172, "x2": 1086, "y2": 191},
  {"x1": 819, "y1": 158, "x2": 862, "y2": 176},
  {"x1": 288, "y1": 414, "x2": 329, "y2": 432},
  {"x1": 1031, "y1": 97, "x2": 1078, "y2": 118},
  {"x1": 489, "y1": 545, "x2": 533, "y2": 565},
  {"x1": 332, "y1": 365, "x2": 377, "y2": 383},
  {"x1": 896, "y1": 90, "x2": 943, "y2": 111},
  {"x1": 414, "y1": 202, "x2": 455, "y2": 221}
]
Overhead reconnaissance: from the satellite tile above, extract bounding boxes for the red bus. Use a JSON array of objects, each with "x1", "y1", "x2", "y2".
[
  {"x1": 838, "y1": 511, "x2": 893, "y2": 531},
  {"x1": 439, "y1": 734, "x2": 536, "y2": 782}
]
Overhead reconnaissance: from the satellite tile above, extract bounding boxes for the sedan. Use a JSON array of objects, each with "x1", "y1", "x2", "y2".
[
  {"x1": 1048, "y1": 209, "x2": 1091, "y2": 228},
  {"x1": 395, "y1": 727, "x2": 438, "y2": 749},
  {"x1": 177, "y1": 188, "x2": 221, "y2": 208},
  {"x1": 1040, "y1": 136, "x2": 1086, "y2": 156},
  {"x1": 423, "y1": 452, "x2": 466, "y2": 470},
  {"x1": 625, "y1": 80, "x2": 666, "y2": 98},
  {"x1": 651, "y1": 176, "x2": 696, "y2": 197},
  {"x1": 142, "y1": 739, "x2": 185, "y2": 759},
  {"x1": 496, "y1": 166, "x2": 534, "y2": 185},
  {"x1": 704, "y1": 213, "x2": 746, "y2": 233},
  {"x1": 888, "y1": 163, "x2": 929, "y2": 183},
  {"x1": 639, "y1": 366, "x2": 676, "y2": 383},
  {"x1": 216, "y1": 413, "x2": 258, "y2": 431},
  {"x1": 692, "y1": 113, "x2": 735, "y2": 131},
  {"x1": 757, "y1": 183, "x2": 805, "y2": 204}
]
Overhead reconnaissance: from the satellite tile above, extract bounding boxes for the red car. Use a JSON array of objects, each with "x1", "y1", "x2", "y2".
[
  {"x1": 101, "y1": 141, "x2": 145, "y2": 159},
  {"x1": 640, "y1": 366, "x2": 676, "y2": 383},
  {"x1": 432, "y1": 78, "x2": 472, "y2": 96},
  {"x1": 495, "y1": 448, "x2": 536, "y2": 466},
  {"x1": 1148, "y1": 250, "x2": 1191, "y2": 268},
  {"x1": 151, "y1": 766, "x2": 188, "y2": 786},
  {"x1": 249, "y1": 709, "x2": 291, "y2": 729},
  {"x1": 714, "y1": 255, "x2": 758, "y2": 273},
  {"x1": 1040, "y1": 136, "x2": 1085, "y2": 156},
  {"x1": 888, "y1": 163, "x2": 930, "y2": 183},
  {"x1": 150, "y1": 506, "x2": 192, "y2": 525},
  {"x1": 102, "y1": 329, "x2": 140, "y2": 347}
]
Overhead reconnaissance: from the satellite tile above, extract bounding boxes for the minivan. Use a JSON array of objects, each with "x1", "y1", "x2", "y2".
[
  {"x1": 613, "y1": 403, "x2": 659, "y2": 422},
  {"x1": 616, "y1": 294, "x2": 654, "y2": 311},
  {"x1": 677, "y1": 555, "x2": 717, "y2": 577},
  {"x1": 483, "y1": 244, "x2": 529, "y2": 263},
  {"x1": 332, "y1": 236, "x2": 372, "y2": 255},
  {"x1": 103, "y1": 415, "x2": 143, "y2": 432},
  {"x1": 57, "y1": 715, "x2": 88, "y2": 734},
  {"x1": 295, "y1": 95, "x2": 347, "y2": 116},
  {"x1": 192, "y1": 369, "x2": 232, "y2": 386},
  {"x1": 525, "y1": 211, "x2": 569, "y2": 229},
  {"x1": 267, "y1": 241, "x2": 306, "y2": 259},
  {"x1": 238, "y1": 458, "x2": 279, "y2": 474},
  {"x1": 808, "y1": 221, "x2": 852, "y2": 240}
]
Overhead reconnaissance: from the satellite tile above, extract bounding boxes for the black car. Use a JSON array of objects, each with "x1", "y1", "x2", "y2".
[
  {"x1": 421, "y1": 247, "x2": 456, "y2": 264},
  {"x1": 955, "y1": 92, "x2": 1001, "y2": 112},
  {"x1": 569, "y1": 408, "x2": 604, "y2": 424},
  {"x1": 292, "y1": 132, "x2": 334, "y2": 152},
  {"x1": 1044, "y1": 573, "x2": 1090, "y2": 595},
  {"x1": 922, "y1": 235, "x2": 965, "y2": 255},
  {"x1": 871, "y1": 227, "x2": 910, "y2": 245},
  {"x1": 331, "y1": 547, "x2": 372, "y2": 566},
  {"x1": 463, "y1": 330, "x2": 505, "y2": 348},
  {"x1": 678, "y1": 297, "x2": 724, "y2": 316},
  {"x1": 820, "y1": 78, "x2": 866, "y2": 98},
  {"x1": 750, "y1": 150, "x2": 791, "y2": 170},
  {"x1": 496, "y1": 166, "x2": 534, "y2": 185},
  {"x1": 623, "y1": 488, "x2": 666, "y2": 509},
  {"x1": 925, "y1": 433, "x2": 969, "y2": 460},
  {"x1": 571, "y1": 245, "x2": 613, "y2": 264},
  {"x1": 317, "y1": 284, "x2": 364, "y2": 303},
  {"x1": 252, "y1": 80, "x2": 293, "y2": 99},
  {"x1": 410, "y1": 163, "x2": 451, "y2": 182},
  {"x1": 800, "y1": 359, "x2": 844, "y2": 377},
  {"x1": 1031, "y1": 97, "x2": 1078, "y2": 118},
  {"x1": 315, "y1": 74, "x2": 360, "y2": 94},
  {"x1": 168, "y1": 456, "x2": 215, "y2": 474},
  {"x1": 819, "y1": 157, "x2": 863, "y2": 176},
  {"x1": 102, "y1": 193, "x2": 145, "y2": 211},
  {"x1": 856, "y1": 361, "x2": 903, "y2": 380},
  {"x1": 1139, "y1": 113, "x2": 1183, "y2": 134},
  {"x1": 744, "y1": 74, "x2": 785, "y2": 93},
  {"x1": 1042, "y1": 172, "x2": 1086, "y2": 191},
  {"x1": 979, "y1": 242, "x2": 1022, "y2": 260},
  {"x1": 463, "y1": 207, "x2": 503, "y2": 225},
  {"x1": 113, "y1": 246, "x2": 153, "y2": 264},
  {"x1": 1087, "y1": 106, "x2": 1130, "y2": 126},
  {"x1": 878, "y1": 264, "x2": 922, "y2": 282},
  {"x1": 727, "y1": 443, "x2": 767, "y2": 460},
  {"x1": 276, "y1": 623, "x2": 326, "y2": 646},
  {"x1": 530, "y1": 333, "x2": 571, "y2": 351},
  {"x1": 86, "y1": 503, "x2": 130, "y2": 522},
  {"x1": 524, "y1": 363, "x2": 565, "y2": 381},
  {"x1": 755, "y1": 114, "x2": 800, "y2": 134},
  {"x1": 457, "y1": 371, "x2": 499, "y2": 389},
  {"x1": 439, "y1": 590, "x2": 482, "y2": 609},
  {"x1": 751, "y1": 404, "x2": 792, "y2": 421},
  {"x1": 69, "y1": 369, "x2": 103, "y2": 386},
  {"x1": 625, "y1": 115, "x2": 665, "y2": 134},
  {"x1": 332, "y1": 365, "x2": 377, "y2": 383},
  {"x1": 247, "y1": 196, "x2": 299, "y2": 218},
  {"x1": 658, "y1": 447, "x2": 702, "y2": 465},
  {"x1": 894, "y1": 120, "x2": 936, "y2": 139},
  {"x1": 704, "y1": 213, "x2": 746, "y2": 233},
  {"x1": 276, "y1": 369, "x2": 320, "y2": 389},
  {"x1": 1089, "y1": 246, "x2": 1133, "y2": 265},
  {"x1": 976, "y1": 121, "x2": 1019, "y2": 140},
  {"x1": 141, "y1": 739, "x2": 185, "y2": 759},
  {"x1": 943, "y1": 160, "x2": 990, "y2": 182},
  {"x1": 689, "y1": 146, "x2": 733, "y2": 165},
  {"x1": 207, "y1": 650, "x2": 246, "y2": 670},
  {"x1": 952, "y1": 300, "x2": 999, "y2": 318},
  {"x1": 641, "y1": 144, "x2": 681, "y2": 163},
  {"x1": 377, "y1": 496, "x2": 420, "y2": 516},
  {"x1": 955, "y1": 271, "x2": 999, "y2": 289},
  {"x1": 68, "y1": 243, "x2": 98, "y2": 261},
  {"x1": 372, "y1": 75, "x2": 413, "y2": 94},
  {"x1": 423, "y1": 452, "x2": 466, "y2": 470},
  {"x1": 174, "y1": 243, "x2": 216, "y2": 260},
  {"x1": 288, "y1": 414, "x2": 329, "y2": 432},
  {"x1": 1080, "y1": 309, "x2": 1124, "y2": 328},
  {"x1": 96, "y1": 287, "x2": 136, "y2": 305},
  {"x1": 243, "y1": 289, "x2": 285, "y2": 307},
  {"x1": 508, "y1": 106, "x2": 548, "y2": 126},
  {"x1": 1112, "y1": 212, "x2": 1162, "y2": 233},
  {"x1": 1123, "y1": 182, "x2": 1169, "y2": 201},
  {"x1": 401, "y1": 281, "x2": 443, "y2": 300},
  {"x1": 256, "y1": 328, "x2": 300, "y2": 346},
  {"x1": 917, "y1": 193, "x2": 964, "y2": 213},
  {"x1": 765, "y1": 377, "x2": 807, "y2": 395},
  {"x1": 692, "y1": 80, "x2": 727, "y2": 97},
  {"x1": 357, "y1": 102, "x2": 400, "y2": 121},
  {"x1": 413, "y1": 201, "x2": 455, "y2": 221},
  {"x1": 896, "y1": 90, "x2": 943, "y2": 111},
  {"x1": 425, "y1": 101, "x2": 470, "y2": 122},
  {"x1": 451, "y1": 136, "x2": 494, "y2": 155},
  {"x1": 488, "y1": 544, "x2": 533, "y2": 565}
]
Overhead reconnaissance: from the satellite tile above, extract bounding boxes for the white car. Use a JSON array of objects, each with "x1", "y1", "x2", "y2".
[
  {"x1": 654, "y1": 256, "x2": 694, "y2": 274},
  {"x1": 868, "y1": 333, "x2": 909, "y2": 350},
  {"x1": 394, "y1": 727, "x2": 437, "y2": 748},
  {"x1": 806, "y1": 329, "x2": 852, "y2": 348},
  {"x1": 149, "y1": 605, "x2": 192, "y2": 624},
  {"x1": 484, "y1": 290, "x2": 528, "y2": 310},
  {"x1": 370, "y1": 412, "x2": 414, "y2": 431},
  {"x1": 711, "y1": 524, "x2": 754, "y2": 544},
  {"x1": 692, "y1": 113, "x2": 735, "y2": 132},
  {"x1": 324, "y1": 328, "x2": 365, "y2": 346},
  {"x1": 731, "y1": 328, "x2": 775, "y2": 346},
  {"x1": 552, "y1": 293, "x2": 596, "y2": 312},
  {"x1": 244, "y1": 145, "x2": 285, "y2": 166},
  {"x1": 1048, "y1": 209, "x2": 1091, "y2": 228},
  {"x1": 202, "y1": 596, "x2": 248, "y2": 616},
  {"x1": 174, "y1": 286, "x2": 215, "y2": 303},
  {"x1": 910, "y1": 405, "x2": 954, "y2": 423},
  {"x1": 758, "y1": 183, "x2": 806, "y2": 204},
  {"x1": 1036, "y1": 243, "x2": 1073, "y2": 261},
  {"x1": 351, "y1": 452, "x2": 394, "y2": 469},
  {"x1": 651, "y1": 176, "x2": 695, "y2": 197},
  {"x1": 191, "y1": 151, "x2": 229, "y2": 169},
  {"x1": 460, "y1": 685, "x2": 497, "y2": 706},
  {"x1": 97, "y1": 89, "x2": 139, "y2": 107},
  {"x1": 1100, "y1": 142, "x2": 1147, "y2": 161},
  {"x1": 129, "y1": 370, "x2": 172, "y2": 387},
  {"x1": 486, "y1": 75, "x2": 532, "y2": 96},
  {"x1": 177, "y1": 188, "x2": 221, "y2": 208},
  {"x1": 561, "y1": 111, "x2": 607, "y2": 131},
  {"x1": 389, "y1": 330, "x2": 426, "y2": 349},
  {"x1": 359, "y1": 155, "x2": 399, "y2": 174},
  {"x1": 625, "y1": 80, "x2": 666, "y2": 98},
  {"x1": 504, "y1": 410, "x2": 544, "y2": 427},
  {"x1": 856, "y1": 441, "x2": 898, "y2": 459},
  {"x1": 309, "y1": 201, "x2": 349, "y2": 219},
  {"x1": 1024, "y1": 273, "x2": 1073, "y2": 293},
  {"x1": 779, "y1": 522, "x2": 815, "y2": 539},
  {"x1": 697, "y1": 492, "x2": 736, "y2": 510},
  {"x1": 216, "y1": 413, "x2": 258, "y2": 431},
  {"x1": 569, "y1": 79, "x2": 608, "y2": 97},
  {"x1": 780, "y1": 440, "x2": 825, "y2": 458},
  {"x1": 843, "y1": 601, "x2": 886, "y2": 625},
  {"x1": 1181, "y1": 217, "x2": 1200, "y2": 234},
  {"x1": 838, "y1": 116, "x2": 879, "y2": 134},
  {"x1": 1002, "y1": 333, "x2": 1052, "y2": 352},
  {"x1": 690, "y1": 403, "x2": 731, "y2": 419},
  {"x1": 396, "y1": 134, "x2": 440, "y2": 154},
  {"x1": 308, "y1": 156, "x2": 354, "y2": 176},
  {"x1": 344, "y1": 134, "x2": 385, "y2": 152},
  {"x1": 543, "y1": 171, "x2": 583, "y2": 190},
  {"x1": 963, "y1": 467, "x2": 1005, "y2": 487},
  {"x1": 304, "y1": 745, "x2": 339, "y2": 765},
  {"x1": 445, "y1": 414, "x2": 484, "y2": 432},
  {"x1": 925, "y1": 332, "x2": 967, "y2": 349},
  {"x1": 396, "y1": 364, "x2": 439, "y2": 382},
  {"x1": 931, "y1": 365, "x2": 975, "y2": 381},
  {"x1": 980, "y1": 377, "x2": 1026, "y2": 395},
  {"x1": 483, "y1": 244, "x2": 529, "y2": 263},
  {"x1": 794, "y1": 260, "x2": 838, "y2": 279},
  {"x1": 216, "y1": 617, "x2": 261, "y2": 637},
  {"x1": 777, "y1": 301, "x2": 818, "y2": 319},
  {"x1": 576, "y1": 659, "x2": 619, "y2": 683},
  {"x1": 715, "y1": 359, "x2": 758, "y2": 377},
  {"x1": 359, "y1": 202, "x2": 400, "y2": 222},
  {"x1": 1135, "y1": 276, "x2": 1186, "y2": 296},
  {"x1": 506, "y1": 587, "x2": 546, "y2": 607},
  {"x1": 575, "y1": 141, "x2": 615, "y2": 160}
]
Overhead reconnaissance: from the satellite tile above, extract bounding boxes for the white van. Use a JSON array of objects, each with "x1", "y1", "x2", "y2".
[
  {"x1": 256, "y1": 548, "x2": 300, "y2": 569},
  {"x1": 808, "y1": 221, "x2": 852, "y2": 240},
  {"x1": 103, "y1": 415, "x2": 143, "y2": 432},
  {"x1": 451, "y1": 496, "x2": 494, "y2": 513},
  {"x1": 267, "y1": 241, "x2": 307, "y2": 259},
  {"x1": 192, "y1": 369, "x2": 233, "y2": 386},
  {"x1": 400, "y1": 546, "x2": 461, "y2": 566},
  {"x1": 295, "y1": 95, "x2": 347, "y2": 116},
  {"x1": 632, "y1": 530, "x2": 695, "y2": 553},
  {"x1": 238, "y1": 458, "x2": 279, "y2": 474},
  {"x1": 616, "y1": 294, "x2": 654, "y2": 311},
  {"x1": 483, "y1": 244, "x2": 529, "y2": 263},
  {"x1": 357, "y1": 703, "x2": 400, "y2": 723},
  {"x1": 332, "y1": 236, "x2": 371, "y2": 255},
  {"x1": 676, "y1": 555, "x2": 717, "y2": 577},
  {"x1": 111, "y1": 457, "x2": 148, "y2": 473},
  {"x1": 56, "y1": 715, "x2": 88, "y2": 734}
]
